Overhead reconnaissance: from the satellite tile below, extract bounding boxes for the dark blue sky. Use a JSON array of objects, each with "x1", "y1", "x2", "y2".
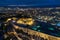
[{"x1": 0, "y1": 0, "x2": 60, "y2": 7}]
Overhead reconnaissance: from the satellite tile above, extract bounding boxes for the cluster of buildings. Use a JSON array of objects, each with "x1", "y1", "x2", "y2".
[{"x1": 0, "y1": 7, "x2": 60, "y2": 40}]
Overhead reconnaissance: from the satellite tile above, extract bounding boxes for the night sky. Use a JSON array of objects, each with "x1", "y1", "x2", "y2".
[{"x1": 0, "y1": 0, "x2": 60, "y2": 7}]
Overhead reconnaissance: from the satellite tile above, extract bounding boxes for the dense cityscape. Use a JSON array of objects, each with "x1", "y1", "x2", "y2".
[{"x1": 0, "y1": 7, "x2": 60, "y2": 40}]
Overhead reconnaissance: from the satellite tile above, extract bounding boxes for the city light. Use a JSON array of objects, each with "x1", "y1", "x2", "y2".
[{"x1": 0, "y1": 7, "x2": 60, "y2": 40}]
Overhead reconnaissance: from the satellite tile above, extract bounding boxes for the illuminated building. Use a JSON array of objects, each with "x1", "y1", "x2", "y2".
[{"x1": 17, "y1": 18, "x2": 34, "y2": 26}]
